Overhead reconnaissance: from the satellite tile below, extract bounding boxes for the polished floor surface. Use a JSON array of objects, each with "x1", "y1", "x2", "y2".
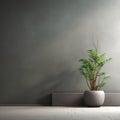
[{"x1": 0, "y1": 106, "x2": 120, "y2": 120}]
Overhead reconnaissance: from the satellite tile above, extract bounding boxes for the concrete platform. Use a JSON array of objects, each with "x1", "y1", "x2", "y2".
[
  {"x1": 0, "y1": 106, "x2": 120, "y2": 120},
  {"x1": 52, "y1": 93, "x2": 120, "y2": 106}
]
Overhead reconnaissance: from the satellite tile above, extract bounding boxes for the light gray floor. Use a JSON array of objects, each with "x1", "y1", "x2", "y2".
[{"x1": 0, "y1": 106, "x2": 120, "y2": 120}]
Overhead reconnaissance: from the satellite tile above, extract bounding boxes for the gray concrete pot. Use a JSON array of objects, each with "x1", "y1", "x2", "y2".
[{"x1": 84, "y1": 90, "x2": 105, "y2": 107}]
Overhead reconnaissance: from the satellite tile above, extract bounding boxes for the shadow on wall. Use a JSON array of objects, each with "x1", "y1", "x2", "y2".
[{"x1": 15, "y1": 69, "x2": 80, "y2": 105}]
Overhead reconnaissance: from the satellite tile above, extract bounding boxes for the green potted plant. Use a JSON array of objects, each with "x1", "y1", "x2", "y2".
[{"x1": 79, "y1": 49, "x2": 112, "y2": 107}]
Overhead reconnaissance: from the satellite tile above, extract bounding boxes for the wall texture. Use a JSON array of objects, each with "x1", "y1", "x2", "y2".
[{"x1": 0, "y1": 0, "x2": 120, "y2": 105}]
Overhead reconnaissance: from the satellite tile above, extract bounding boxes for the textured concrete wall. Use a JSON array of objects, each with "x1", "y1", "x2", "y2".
[{"x1": 0, "y1": 0, "x2": 120, "y2": 105}]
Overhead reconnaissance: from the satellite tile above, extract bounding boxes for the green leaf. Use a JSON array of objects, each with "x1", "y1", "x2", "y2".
[
  {"x1": 96, "y1": 82, "x2": 106, "y2": 90},
  {"x1": 88, "y1": 49, "x2": 98, "y2": 61},
  {"x1": 97, "y1": 54, "x2": 106, "y2": 64},
  {"x1": 97, "y1": 72, "x2": 106, "y2": 76},
  {"x1": 103, "y1": 74, "x2": 111, "y2": 80},
  {"x1": 106, "y1": 58, "x2": 112, "y2": 62}
]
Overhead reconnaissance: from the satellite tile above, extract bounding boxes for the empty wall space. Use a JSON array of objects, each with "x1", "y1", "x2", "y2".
[{"x1": 0, "y1": 0, "x2": 120, "y2": 105}]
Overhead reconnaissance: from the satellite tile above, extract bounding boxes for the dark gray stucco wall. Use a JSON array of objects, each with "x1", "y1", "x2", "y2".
[{"x1": 0, "y1": 0, "x2": 120, "y2": 105}]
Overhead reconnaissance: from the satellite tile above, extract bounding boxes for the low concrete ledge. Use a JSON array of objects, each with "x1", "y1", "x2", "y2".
[
  {"x1": 104, "y1": 93, "x2": 120, "y2": 106},
  {"x1": 52, "y1": 93, "x2": 120, "y2": 106},
  {"x1": 52, "y1": 93, "x2": 84, "y2": 106}
]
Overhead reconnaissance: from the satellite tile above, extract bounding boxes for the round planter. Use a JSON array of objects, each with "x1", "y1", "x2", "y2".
[{"x1": 84, "y1": 90, "x2": 105, "y2": 107}]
